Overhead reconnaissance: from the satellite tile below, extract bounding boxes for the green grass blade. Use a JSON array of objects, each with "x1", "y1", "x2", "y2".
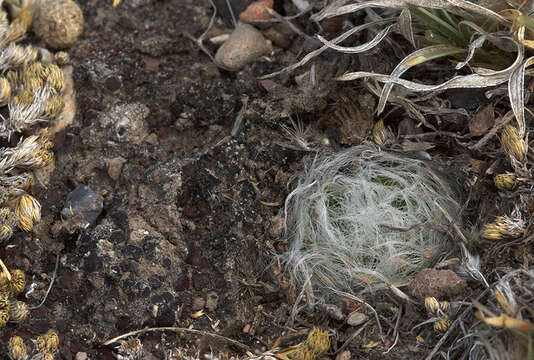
[{"x1": 410, "y1": 7, "x2": 464, "y2": 45}]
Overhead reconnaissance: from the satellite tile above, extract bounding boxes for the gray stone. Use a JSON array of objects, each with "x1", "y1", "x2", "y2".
[
  {"x1": 346, "y1": 311, "x2": 368, "y2": 326},
  {"x1": 61, "y1": 185, "x2": 104, "y2": 229},
  {"x1": 215, "y1": 23, "x2": 271, "y2": 70}
]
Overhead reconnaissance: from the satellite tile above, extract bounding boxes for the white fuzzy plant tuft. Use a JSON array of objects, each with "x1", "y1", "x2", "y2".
[{"x1": 283, "y1": 145, "x2": 463, "y2": 300}]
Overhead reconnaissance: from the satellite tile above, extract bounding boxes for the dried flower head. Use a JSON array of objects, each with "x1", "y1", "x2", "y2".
[
  {"x1": 16, "y1": 194, "x2": 41, "y2": 231},
  {"x1": 54, "y1": 51, "x2": 69, "y2": 65},
  {"x1": 482, "y1": 215, "x2": 525, "y2": 240},
  {"x1": 8, "y1": 336, "x2": 27, "y2": 360},
  {"x1": 425, "y1": 296, "x2": 450, "y2": 318},
  {"x1": 8, "y1": 300, "x2": 28, "y2": 322},
  {"x1": 434, "y1": 317, "x2": 452, "y2": 333},
  {"x1": 494, "y1": 172, "x2": 517, "y2": 190},
  {"x1": 501, "y1": 125, "x2": 526, "y2": 164}
]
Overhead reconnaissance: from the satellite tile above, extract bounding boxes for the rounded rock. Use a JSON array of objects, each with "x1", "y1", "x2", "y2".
[
  {"x1": 34, "y1": 0, "x2": 84, "y2": 49},
  {"x1": 215, "y1": 23, "x2": 270, "y2": 70}
]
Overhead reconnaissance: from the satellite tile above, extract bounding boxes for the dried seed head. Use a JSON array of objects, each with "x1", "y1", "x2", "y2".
[
  {"x1": 303, "y1": 328, "x2": 330, "y2": 357},
  {"x1": 425, "y1": 296, "x2": 440, "y2": 315},
  {"x1": 439, "y1": 300, "x2": 450, "y2": 314},
  {"x1": 501, "y1": 125, "x2": 526, "y2": 164},
  {"x1": 36, "y1": 149, "x2": 54, "y2": 166},
  {"x1": 44, "y1": 330, "x2": 59, "y2": 352},
  {"x1": 16, "y1": 194, "x2": 41, "y2": 231},
  {"x1": 8, "y1": 336, "x2": 27, "y2": 360},
  {"x1": 482, "y1": 215, "x2": 525, "y2": 240},
  {"x1": 9, "y1": 300, "x2": 28, "y2": 322},
  {"x1": 0, "y1": 224, "x2": 13, "y2": 241},
  {"x1": 10, "y1": 269, "x2": 25, "y2": 295},
  {"x1": 36, "y1": 334, "x2": 47, "y2": 351},
  {"x1": 24, "y1": 76, "x2": 43, "y2": 93},
  {"x1": 44, "y1": 97, "x2": 64, "y2": 119},
  {"x1": 434, "y1": 317, "x2": 451, "y2": 333},
  {"x1": 54, "y1": 51, "x2": 69, "y2": 65},
  {"x1": 45, "y1": 64, "x2": 64, "y2": 93},
  {"x1": 372, "y1": 119, "x2": 392, "y2": 145},
  {"x1": 494, "y1": 172, "x2": 517, "y2": 190}
]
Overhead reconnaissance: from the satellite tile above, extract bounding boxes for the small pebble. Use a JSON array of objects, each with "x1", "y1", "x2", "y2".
[
  {"x1": 239, "y1": 0, "x2": 273, "y2": 22},
  {"x1": 215, "y1": 23, "x2": 271, "y2": 70},
  {"x1": 61, "y1": 185, "x2": 104, "y2": 228},
  {"x1": 346, "y1": 311, "x2": 368, "y2": 326},
  {"x1": 107, "y1": 156, "x2": 126, "y2": 181},
  {"x1": 75, "y1": 352, "x2": 88, "y2": 360}
]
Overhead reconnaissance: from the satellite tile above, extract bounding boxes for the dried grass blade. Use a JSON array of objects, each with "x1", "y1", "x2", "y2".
[
  {"x1": 311, "y1": 0, "x2": 508, "y2": 25},
  {"x1": 455, "y1": 34, "x2": 486, "y2": 70},
  {"x1": 338, "y1": 70, "x2": 511, "y2": 91},
  {"x1": 508, "y1": 56, "x2": 534, "y2": 137},
  {"x1": 316, "y1": 23, "x2": 397, "y2": 53},
  {"x1": 398, "y1": 8, "x2": 416, "y2": 48},
  {"x1": 376, "y1": 45, "x2": 465, "y2": 114},
  {"x1": 260, "y1": 18, "x2": 396, "y2": 79}
]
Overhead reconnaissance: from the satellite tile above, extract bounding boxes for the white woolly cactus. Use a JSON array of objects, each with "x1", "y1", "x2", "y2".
[{"x1": 283, "y1": 145, "x2": 463, "y2": 299}]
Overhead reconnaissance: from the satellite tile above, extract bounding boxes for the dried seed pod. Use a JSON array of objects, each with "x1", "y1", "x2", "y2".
[
  {"x1": 482, "y1": 215, "x2": 525, "y2": 240},
  {"x1": 494, "y1": 172, "x2": 517, "y2": 190},
  {"x1": 501, "y1": 125, "x2": 526, "y2": 164},
  {"x1": 9, "y1": 300, "x2": 28, "y2": 322},
  {"x1": 54, "y1": 51, "x2": 69, "y2": 65},
  {"x1": 439, "y1": 300, "x2": 450, "y2": 314},
  {"x1": 8, "y1": 336, "x2": 27, "y2": 360},
  {"x1": 36, "y1": 334, "x2": 47, "y2": 351},
  {"x1": 434, "y1": 317, "x2": 451, "y2": 333},
  {"x1": 34, "y1": 0, "x2": 84, "y2": 49},
  {"x1": 16, "y1": 194, "x2": 41, "y2": 231}
]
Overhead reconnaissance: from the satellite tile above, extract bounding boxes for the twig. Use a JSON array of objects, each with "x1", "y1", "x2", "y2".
[
  {"x1": 249, "y1": 5, "x2": 312, "y2": 23},
  {"x1": 265, "y1": 7, "x2": 315, "y2": 42},
  {"x1": 224, "y1": 0, "x2": 237, "y2": 29},
  {"x1": 29, "y1": 253, "x2": 59, "y2": 310},
  {"x1": 333, "y1": 321, "x2": 369, "y2": 355},
  {"x1": 401, "y1": 131, "x2": 471, "y2": 140},
  {"x1": 383, "y1": 305, "x2": 402, "y2": 354},
  {"x1": 103, "y1": 326, "x2": 251, "y2": 351},
  {"x1": 0, "y1": 258, "x2": 11, "y2": 281}
]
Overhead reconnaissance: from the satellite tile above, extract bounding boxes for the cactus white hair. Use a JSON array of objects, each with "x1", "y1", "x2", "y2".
[{"x1": 283, "y1": 145, "x2": 463, "y2": 300}]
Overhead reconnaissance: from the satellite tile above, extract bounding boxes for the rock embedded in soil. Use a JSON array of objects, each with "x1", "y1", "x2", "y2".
[
  {"x1": 409, "y1": 268, "x2": 467, "y2": 300},
  {"x1": 346, "y1": 311, "x2": 368, "y2": 326},
  {"x1": 61, "y1": 185, "x2": 104, "y2": 229},
  {"x1": 215, "y1": 23, "x2": 271, "y2": 71}
]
